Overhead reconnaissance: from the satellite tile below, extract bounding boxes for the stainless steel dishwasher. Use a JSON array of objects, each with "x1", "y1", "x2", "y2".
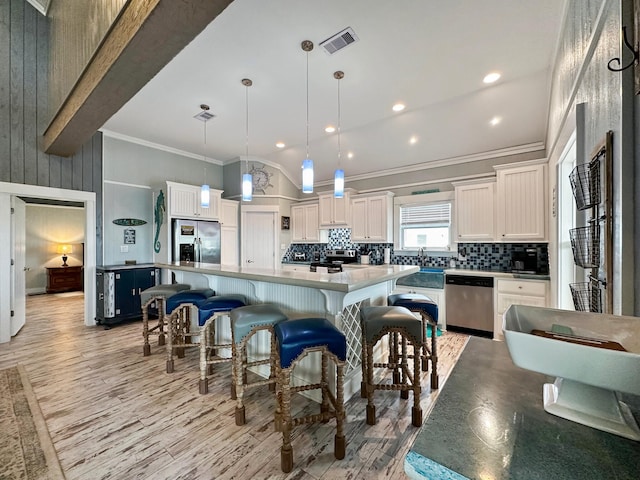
[{"x1": 445, "y1": 274, "x2": 494, "y2": 334}]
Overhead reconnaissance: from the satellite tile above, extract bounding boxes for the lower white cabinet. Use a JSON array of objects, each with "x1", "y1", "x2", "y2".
[
  {"x1": 392, "y1": 286, "x2": 447, "y2": 330},
  {"x1": 494, "y1": 278, "x2": 548, "y2": 340}
]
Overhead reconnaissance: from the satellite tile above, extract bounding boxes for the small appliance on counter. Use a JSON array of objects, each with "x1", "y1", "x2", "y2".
[
  {"x1": 326, "y1": 249, "x2": 357, "y2": 264},
  {"x1": 292, "y1": 252, "x2": 306, "y2": 262},
  {"x1": 511, "y1": 248, "x2": 538, "y2": 274},
  {"x1": 309, "y1": 262, "x2": 342, "y2": 273}
]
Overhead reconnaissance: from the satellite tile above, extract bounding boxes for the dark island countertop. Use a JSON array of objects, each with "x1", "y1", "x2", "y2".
[{"x1": 405, "y1": 337, "x2": 640, "y2": 479}]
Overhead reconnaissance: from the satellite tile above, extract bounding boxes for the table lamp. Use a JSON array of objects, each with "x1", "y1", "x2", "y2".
[{"x1": 57, "y1": 244, "x2": 73, "y2": 267}]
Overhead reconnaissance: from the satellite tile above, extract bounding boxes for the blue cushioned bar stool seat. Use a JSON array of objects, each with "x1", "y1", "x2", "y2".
[
  {"x1": 387, "y1": 293, "x2": 439, "y2": 389},
  {"x1": 273, "y1": 318, "x2": 347, "y2": 473},
  {"x1": 360, "y1": 306, "x2": 425, "y2": 427},
  {"x1": 230, "y1": 304, "x2": 288, "y2": 425},
  {"x1": 140, "y1": 283, "x2": 190, "y2": 356},
  {"x1": 197, "y1": 294, "x2": 247, "y2": 394},
  {"x1": 164, "y1": 288, "x2": 214, "y2": 373}
]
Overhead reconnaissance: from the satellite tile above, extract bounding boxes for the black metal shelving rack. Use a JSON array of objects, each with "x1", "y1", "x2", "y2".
[{"x1": 568, "y1": 131, "x2": 613, "y2": 313}]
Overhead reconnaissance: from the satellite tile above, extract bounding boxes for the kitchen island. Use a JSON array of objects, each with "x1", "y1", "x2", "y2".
[
  {"x1": 404, "y1": 337, "x2": 640, "y2": 479},
  {"x1": 156, "y1": 261, "x2": 419, "y2": 400}
]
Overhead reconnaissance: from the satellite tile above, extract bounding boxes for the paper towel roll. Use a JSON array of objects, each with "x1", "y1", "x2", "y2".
[{"x1": 384, "y1": 247, "x2": 391, "y2": 264}]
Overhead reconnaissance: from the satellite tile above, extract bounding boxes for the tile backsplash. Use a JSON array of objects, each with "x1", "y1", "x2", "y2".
[{"x1": 282, "y1": 228, "x2": 549, "y2": 273}]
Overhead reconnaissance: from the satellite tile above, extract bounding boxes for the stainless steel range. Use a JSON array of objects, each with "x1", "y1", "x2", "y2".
[{"x1": 326, "y1": 249, "x2": 357, "y2": 264}]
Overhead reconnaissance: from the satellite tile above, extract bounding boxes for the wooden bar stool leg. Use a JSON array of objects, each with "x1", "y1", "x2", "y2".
[
  {"x1": 334, "y1": 361, "x2": 346, "y2": 459},
  {"x1": 234, "y1": 340, "x2": 246, "y2": 425},
  {"x1": 360, "y1": 336, "x2": 368, "y2": 398},
  {"x1": 412, "y1": 343, "x2": 423, "y2": 427},
  {"x1": 157, "y1": 298, "x2": 166, "y2": 346},
  {"x1": 430, "y1": 319, "x2": 439, "y2": 389},
  {"x1": 320, "y1": 352, "x2": 330, "y2": 421},
  {"x1": 391, "y1": 332, "x2": 401, "y2": 384},
  {"x1": 199, "y1": 319, "x2": 209, "y2": 394},
  {"x1": 400, "y1": 335, "x2": 409, "y2": 399},
  {"x1": 280, "y1": 368, "x2": 294, "y2": 473},
  {"x1": 366, "y1": 343, "x2": 376, "y2": 425},
  {"x1": 166, "y1": 311, "x2": 176, "y2": 373},
  {"x1": 269, "y1": 328, "x2": 277, "y2": 392},
  {"x1": 142, "y1": 300, "x2": 151, "y2": 356}
]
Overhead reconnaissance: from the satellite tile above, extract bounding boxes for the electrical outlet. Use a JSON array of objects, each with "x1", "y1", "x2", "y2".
[{"x1": 120, "y1": 245, "x2": 128, "y2": 253}]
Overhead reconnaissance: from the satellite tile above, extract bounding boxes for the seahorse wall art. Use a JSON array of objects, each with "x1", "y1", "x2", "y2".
[{"x1": 154, "y1": 190, "x2": 165, "y2": 253}]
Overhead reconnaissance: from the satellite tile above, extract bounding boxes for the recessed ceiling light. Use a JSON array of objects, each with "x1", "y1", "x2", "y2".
[
  {"x1": 325, "y1": 125, "x2": 336, "y2": 133},
  {"x1": 392, "y1": 103, "x2": 406, "y2": 112},
  {"x1": 347, "y1": 152, "x2": 354, "y2": 159},
  {"x1": 483, "y1": 72, "x2": 501, "y2": 84},
  {"x1": 490, "y1": 117, "x2": 501, "y2": 126},
  {"x1": 275, "y1": 142, "x2": 285, "y2": 148},
  {"x1": 409, "y1": 136, "x2": 418, "y2": 144}
]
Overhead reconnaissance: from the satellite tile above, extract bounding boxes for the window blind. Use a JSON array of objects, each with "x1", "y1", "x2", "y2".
[{"x1": 400, "y1": 202, "x2": 451, "y2": 225}]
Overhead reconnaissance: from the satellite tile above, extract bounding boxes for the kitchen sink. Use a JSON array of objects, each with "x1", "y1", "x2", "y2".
[{"x1": 396, "y1": 267, "x2": 444, "y2": 289}]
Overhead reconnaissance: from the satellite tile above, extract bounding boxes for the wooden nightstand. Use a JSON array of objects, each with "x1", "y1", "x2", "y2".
[{"x1": 46, "y1": 266, "x2": 83, "y2": 293}]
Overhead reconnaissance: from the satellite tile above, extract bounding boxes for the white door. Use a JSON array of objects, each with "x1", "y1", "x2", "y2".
[
  {"x1": 11, "y1": 197, "x2": 26, "y2": 336},
  {"x1": 241, "y1": 207, "x2": 278, "y2": 269}
]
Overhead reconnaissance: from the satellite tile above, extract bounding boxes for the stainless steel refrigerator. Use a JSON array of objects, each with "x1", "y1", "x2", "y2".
[{"x1": 172, "y1": 218, "x2": 221, "y2": 263}]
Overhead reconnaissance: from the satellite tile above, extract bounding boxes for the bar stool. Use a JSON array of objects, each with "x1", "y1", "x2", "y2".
[
  {"x1": 164, "y1": 288, "x2": 215, "y2": 373},
  {"x1": 140, "y1": 283, "x2": 190, "y2": 356},
  {"x1": 197, "y1": 294, "x2": 247, "y2": 394},
  {"x1": 273, "y1": 317, "x2": 347, "y2": 473},
  {"x1": 360, "y1": 306, "x2": 424, "y2": 427},
  {"x1": 387, "y1": 293, "x2": 439, "y2": 389},
  {"x1": 230, "y1": 304, "x2": 288, "y2": 425}
]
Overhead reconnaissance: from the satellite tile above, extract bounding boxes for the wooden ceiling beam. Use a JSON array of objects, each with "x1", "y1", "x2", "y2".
[{"x1": 43, "y1": 0, "x2": 233, "y2": 157}]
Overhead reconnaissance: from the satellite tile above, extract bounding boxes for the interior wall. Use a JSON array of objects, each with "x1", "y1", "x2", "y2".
[
  {"x1": 545, "y1": 0, "x2": 632, "y2": 315},
  {"x1": 25, "y1": 204, "x2": 85, "y2": 293}
]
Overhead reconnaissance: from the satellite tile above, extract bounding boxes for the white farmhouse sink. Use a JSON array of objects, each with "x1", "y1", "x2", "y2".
[{"x1": 503, "y1": 304, "x2": 640, "y2": 440}]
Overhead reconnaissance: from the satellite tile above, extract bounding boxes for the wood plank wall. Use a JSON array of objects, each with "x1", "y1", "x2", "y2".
[
  {"x1": 0, "y1": 0, "x2": 104, "y2": 263},
  {"x1": 47, "y1": 0, "x2": 126, "y2": 122}
]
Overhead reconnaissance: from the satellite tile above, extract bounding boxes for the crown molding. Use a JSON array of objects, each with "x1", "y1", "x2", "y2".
[{"x1": 100, "y1": 129, "x2": 224, "y2": 165}]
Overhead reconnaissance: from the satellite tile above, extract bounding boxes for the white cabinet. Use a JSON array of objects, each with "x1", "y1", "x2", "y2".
[
  {"x1": 291, "y1": 203, "x2": 327, "y2": 243},
  {"x1": 393, "y1": 286, "x2": 447, "y2": 330},
  {"x1": 350, "y1": 192, "x2": 393, "y2": 242},
  {"x1": 494, "y1": 278, "x2": 548, "y2": 340},
  {"x1": 453, "y1": 180, "x2": 496, "y2": 242},
  {"x1": 220, "y1": 199, "x2": 239, "y2": 265},
  {"x1": 167, "y1": 181, "x2": 222, "y2": 220},
  {"x1": 495, "y1": 163, "x2": 546, "y2": 241},
  {"x1": 318, "y1": 191, "x2": 351, "y2": 228}
]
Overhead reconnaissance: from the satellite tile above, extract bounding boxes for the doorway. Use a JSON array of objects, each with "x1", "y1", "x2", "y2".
[
  {"x1": 241, "y1": 205, "x2": 279, "y2": 269},
  {"x1": 0, "y1": 181, "x2": 96, "y2": 344}
]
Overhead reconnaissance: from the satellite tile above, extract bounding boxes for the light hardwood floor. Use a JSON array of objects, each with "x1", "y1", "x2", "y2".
[{"x1": 0, "y1": 293, "x2": 468, "y2": 480}]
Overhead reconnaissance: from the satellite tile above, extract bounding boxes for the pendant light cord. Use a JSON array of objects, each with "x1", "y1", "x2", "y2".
[
  {"x1": 337, "y1": 75, "x2": 341, "y2": 167},
  {"x1": 305, "y1": 49, "x2": 310, "y2": 160},
  {"x1": 245, "y1": 82, "x2": 249, "y2": 173}
]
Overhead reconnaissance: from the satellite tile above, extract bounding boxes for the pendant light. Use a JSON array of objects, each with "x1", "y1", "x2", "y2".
[
  {"x1": 333, "y1": 70, "x2": 345, "y2": 198},
  {"x1": 301, "y1": 40, "x2": 314, "y2": 193},
  {"x1": 242, "y1": 78, "x2": 253, "y2": 201},
  {"x1": 199, "y1": 104, "x2": 211, "y2": 207}
]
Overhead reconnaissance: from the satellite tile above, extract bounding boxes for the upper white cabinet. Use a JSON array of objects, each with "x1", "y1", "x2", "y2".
[
  {"x1": 167, "y1": 181, "x2": 222, "y2": 220},
  {"x1": 291, "y1": 203, "x2": 327, "y2": 243},
  {"x1": 495, "y1": 163, "x2": 546, "y2": 241},
  {"x1": 453, "y1": 180, "x2": 496, "y2": 242},
  {"x1": 351, "y1": 192, "x2": 393, "y2": 243},
  {"x1": 220, "y1": 199, "x2": 239, "y2": 228},
  {"x1": 318, "y1": 190, "x2": 351, "y2": 228}
]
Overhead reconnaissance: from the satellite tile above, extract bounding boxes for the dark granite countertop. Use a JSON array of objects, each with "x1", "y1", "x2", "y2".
[{"x1": 405, "y1": 337, "x2": 640, "y2": 479}]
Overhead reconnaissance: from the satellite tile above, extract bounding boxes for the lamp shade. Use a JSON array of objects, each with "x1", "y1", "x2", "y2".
[
  {"x1": 302, "y1": 159, "x2": 314, "y2": 193},
  {"x1": 334, "y1": 169, "x2": 344, "y2": 198},
  {"x1": 242, "y1": 173, "x2": 253, "y2": 201},
  {"x1": 56, "y1": 244, "x2": 73, "y2": 254},
  {"x1": 201, "y1": 184, "x2": 210, "y2": 207}
]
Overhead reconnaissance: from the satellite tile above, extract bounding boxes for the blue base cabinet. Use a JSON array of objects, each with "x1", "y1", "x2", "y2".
[{"x1": 96, "y1": 265, "x2": 159, "y2": 326}]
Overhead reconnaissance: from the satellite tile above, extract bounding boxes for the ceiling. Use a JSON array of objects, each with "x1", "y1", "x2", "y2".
[{"x1": 102, "y1": 0, "x2": 566, "y2": 187}]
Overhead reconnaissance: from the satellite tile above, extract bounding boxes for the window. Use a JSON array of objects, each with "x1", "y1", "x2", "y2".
[{"x1": 399, "y1": 201, "x2": 452, "y2": 250}]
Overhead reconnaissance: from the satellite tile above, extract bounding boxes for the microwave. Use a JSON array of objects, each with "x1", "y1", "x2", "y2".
[{"x1": 511, "y1": 248, "x2": 538, "y2": 274}]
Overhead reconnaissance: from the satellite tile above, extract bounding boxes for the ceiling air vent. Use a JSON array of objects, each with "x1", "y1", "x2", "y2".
[{"x1": 320, "y1": 27, "x2": 359, "y2": 55}]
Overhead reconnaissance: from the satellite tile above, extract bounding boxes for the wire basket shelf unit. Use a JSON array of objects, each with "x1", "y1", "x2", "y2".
[
  {"x1": 569, "y1": 223, "x2": 600, "y2": 268},
  {"x1": 567, "y1": 132, "x2": 612, "y2": 314},
  {"x1": 569, "y1": 160, "x2": 600, "y2": 210},
  {"x1": 570, "y1": 279, "x2": 602, "y2": 312}
]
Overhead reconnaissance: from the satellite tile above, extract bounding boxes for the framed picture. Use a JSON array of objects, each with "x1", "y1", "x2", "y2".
[
  {"x1": 281, "y1": 216, "x2": 290, "y2": 230},
  {"x1": 124, "y1": 228, "x2": 136, "y2": 244}
]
